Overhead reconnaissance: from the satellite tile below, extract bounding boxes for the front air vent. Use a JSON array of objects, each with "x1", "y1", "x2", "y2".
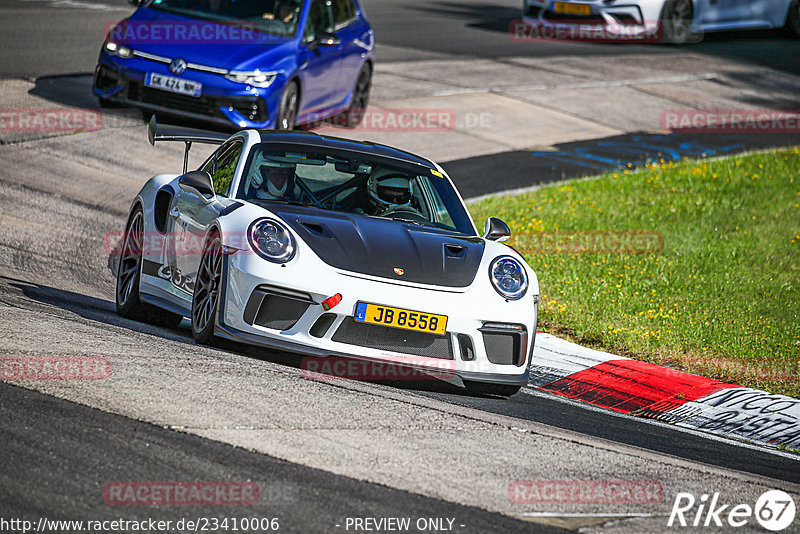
[
  {"x1": 243, "y1": 286, "x2": 314, "y2": 331},
  {"x1": 310, "y1": 313, "x2": 337, "y2": 338},
  {"x1": 479, "y1": 323, "x2": 528, "y2": 366}
]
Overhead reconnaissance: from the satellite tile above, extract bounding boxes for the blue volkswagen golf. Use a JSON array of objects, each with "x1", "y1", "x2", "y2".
[{"x1": 93, "y1": 0, "x2": 374, "y2": 129}]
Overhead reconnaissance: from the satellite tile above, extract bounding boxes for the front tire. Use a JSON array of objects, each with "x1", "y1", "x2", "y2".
[
  {"x1": 276, "y1": 81, "x2": 299, "y2": 130},
  {"x1": 339, "y1": 63, "x2": 372, "y2": 128},
  {"x1": 191, "y1": 230, "x2": 223, "y2": 345},
  {"x1": 463, "y1": 381, "x2": 522, "y2": 397},
  {"x1": 660, "y1": 0, "x2": 695, "y2": 44},
  {"x1": 116, "y1": 207, "x2": 182, "y2": 327},
  {"x1": 785, "y1": 0, "x2": 800, "y2": 37}
]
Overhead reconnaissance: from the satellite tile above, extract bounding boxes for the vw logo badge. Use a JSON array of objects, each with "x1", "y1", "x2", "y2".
[{"x1": 169, "y1": 58, "x2": 187, "y2": 75}]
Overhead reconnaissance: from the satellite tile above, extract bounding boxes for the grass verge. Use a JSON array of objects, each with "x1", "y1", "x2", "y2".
[{"x1": 470, "y1": 148, "x2": 800, "y2": 397}]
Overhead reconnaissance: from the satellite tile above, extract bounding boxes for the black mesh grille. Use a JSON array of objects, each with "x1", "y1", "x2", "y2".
[
  {"x1": 543, "y1": 11, "x2": 605, "y2": 25},
  {"x1": 332, "y1": 318, "x2": 453, "y2": 359},
  {"x1": 140, "y1": 85, "x2": 218, "y2": 116},
  {"x1": 482, "y1": 332, "x2": 522, "y2": 366},
  {"x1": 253, "y1": 295, "x2": 310, "y2": 331},
  {"x1": 126, "y1": 82, "x2": 267, "y2": 122}
]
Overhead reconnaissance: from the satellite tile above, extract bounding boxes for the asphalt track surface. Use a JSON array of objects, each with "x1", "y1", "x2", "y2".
[
  {"x1": 2, "y1": 0, "x2": 800, "y2": 531},
  {"x1": 0, "y1": 382, "x2": 555, "y2": 533},
  {"x1": 443, "y1": 131, "x2": 800, "y2": 198}
]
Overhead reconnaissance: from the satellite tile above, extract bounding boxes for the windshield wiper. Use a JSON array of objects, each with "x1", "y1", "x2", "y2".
[{"x1": 389, "y1": 216, "x2": 439, "y2": 228}]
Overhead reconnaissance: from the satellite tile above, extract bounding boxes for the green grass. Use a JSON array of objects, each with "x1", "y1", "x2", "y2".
[{"x1": 470, "y1": 148, "x2": 800, "y2": 397}]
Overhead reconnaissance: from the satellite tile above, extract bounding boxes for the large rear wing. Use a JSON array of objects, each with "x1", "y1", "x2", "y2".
[{"x1": 147, "y1": 116, "x2": 229, "y2": 173}]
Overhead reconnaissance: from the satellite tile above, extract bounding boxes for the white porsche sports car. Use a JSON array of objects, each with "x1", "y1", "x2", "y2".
[
  {"x1": 115, "y1": 118, "x2": 539, "y2": 396},
  {"x1": 522, "y1": 0, "x2": 800, "y2": 44}
]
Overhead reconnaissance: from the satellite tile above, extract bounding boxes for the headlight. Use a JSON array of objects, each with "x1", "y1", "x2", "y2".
[
  {"x1": 224, "y1": 70, "x2": 277, "y2": 88},
  {"x1": 489, "y1": 256, "x2": 528, "y2": 300},
  {"x1": 104, "y1": 41, "x2": 132, "y2": 58},
  {"x1": 248, "y1": 218, "x2": 295, "y2": 263}
]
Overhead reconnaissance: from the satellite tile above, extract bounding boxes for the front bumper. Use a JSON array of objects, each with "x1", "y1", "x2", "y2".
[
  {"x1": 93, "y1": 55, "x2": 278, "y2": 129},
  {"x1": 521, "y1": 0, "x2": 663, "y2": 41},
  {"x1": 216, "y1": 251, "x2": 538, "y2": 386}
]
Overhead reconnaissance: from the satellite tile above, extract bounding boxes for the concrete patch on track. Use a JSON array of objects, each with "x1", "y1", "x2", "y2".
[{"x1": 529, "y1": 335, "x2": 800, "y2": 452}]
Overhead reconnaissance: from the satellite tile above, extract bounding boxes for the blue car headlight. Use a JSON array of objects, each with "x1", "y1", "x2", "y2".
[
  {"x1": 248, "y1": 218, "x2": 295, "y2": 263},
  {"x1": 489, "y1": 256, "x2": 528, "y2": 300},
  {"x1": 104, "y1": 41, "x2": 132, "y2": 58},
  {"x1": 225, "y1": 70, "x2": 277, "y2": 88}
]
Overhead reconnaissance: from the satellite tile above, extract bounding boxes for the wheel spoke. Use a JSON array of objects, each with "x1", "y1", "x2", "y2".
[
  {"x1": 117, "y1": 212, "x2": 144, "y2": 307},
  {"x1": 193, "y1": 236, "x2": 222, "y2": 334}
]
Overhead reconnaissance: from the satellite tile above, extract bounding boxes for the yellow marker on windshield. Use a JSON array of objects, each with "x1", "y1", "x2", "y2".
[{"x1": 430, "y1": 169, "x2": 443, "y2": 178}]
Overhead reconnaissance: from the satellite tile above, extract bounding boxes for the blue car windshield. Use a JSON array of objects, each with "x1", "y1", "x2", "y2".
[
  {"x1": 148, "y1": 0, "x2": 302, "y2": 37},
  {"x1": 237, "y1": 146, "x2": 477, "y2": 236}
]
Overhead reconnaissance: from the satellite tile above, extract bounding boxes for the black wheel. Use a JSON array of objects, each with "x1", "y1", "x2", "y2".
[
  {"x1": 191, "y1": 230, "x2": 223, "y2": 345},
  {"x1": 276, "y1": 81, "x2": 299, "y2": 130},
  {"x1": 660, "y1": 0, "x2": 695, "y2": 44},
  {"x1": 463, "y1": 381, "x2": 522, "y2": 397},
  {"x1": 785, "y1": 0, "x2": 800, "y2": 38},
  {"x1": 341, "y1": 63, "x2": 372, "y2": 128},
  {"x1": 116, "y1": 207, "x2": 183, "y2": 327}
]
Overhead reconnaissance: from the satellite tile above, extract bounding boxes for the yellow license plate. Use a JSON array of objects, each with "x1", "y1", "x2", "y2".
[
  {"x1": 354, "y1": 302, "x2": 448, "y2": 336},
  {"x1": 552, "y1": 1, "x2": 592, "y2": 15}
]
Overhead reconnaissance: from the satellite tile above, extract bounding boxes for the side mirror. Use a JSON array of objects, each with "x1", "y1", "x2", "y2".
[
  {"x1": 179, "y1": 171, "x2": 215, "y2": 203},
  {"x1": 483, "y1": 217, "x2": 511, "y2": 242},
  {"x1": 311, "y1": 31, "x2": 341, "y2": 49}
]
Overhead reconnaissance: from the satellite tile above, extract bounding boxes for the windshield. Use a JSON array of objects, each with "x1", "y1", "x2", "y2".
[
  {"x1": 237, "y1": 145, "x2": 476, "y2": 235},
  {"x1": 148, "y1": 0, "x2": 302, "y2": 37}
]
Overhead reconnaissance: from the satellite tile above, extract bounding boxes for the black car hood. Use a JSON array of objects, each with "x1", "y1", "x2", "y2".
[{"x1": 271, "y1": 205, "x2": 484, "y2": 288}]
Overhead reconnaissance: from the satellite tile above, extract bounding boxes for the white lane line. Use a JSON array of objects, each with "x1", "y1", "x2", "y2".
[
  {"x1": 517, "y1": 512, "x2": 657, "y2": 518},
  {"x1": 520, "y1": 387, "x2": 800, "y2": 461},
  {"x1": 433, "y1": 73, "x2": 719, "y2": 97}
]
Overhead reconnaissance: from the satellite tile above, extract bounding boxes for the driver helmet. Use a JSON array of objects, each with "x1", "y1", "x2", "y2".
[
  {"x1": 250, "y1": 153, "x2": 296, "y2": 199},
  {"x1": 367, "y1": 168, "x2": 413, "y2": 211},
  {"x1": 277, "y1": 0, "x2": 300, "y2": 23}
]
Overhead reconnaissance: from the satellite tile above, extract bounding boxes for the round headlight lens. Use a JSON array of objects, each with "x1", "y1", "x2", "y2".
[
  {"x1": 248, "y1": 218, "x2": 295, "y2": 263},
  {"x1": 489, "y1": 256, "x2": 528, "y2": 300}
]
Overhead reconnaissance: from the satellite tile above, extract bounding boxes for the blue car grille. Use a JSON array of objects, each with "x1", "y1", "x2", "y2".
[{"x1": 126, "y1": 80, "x2": 268, "y2": 123}]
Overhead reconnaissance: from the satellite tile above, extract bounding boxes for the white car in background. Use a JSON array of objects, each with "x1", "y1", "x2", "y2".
[
  {"x1": 115, "y1": 118, "x2": 539, "y2": 397},
  {"x1": 522, "y1": 0, "x2": 800, "y2": 44}
]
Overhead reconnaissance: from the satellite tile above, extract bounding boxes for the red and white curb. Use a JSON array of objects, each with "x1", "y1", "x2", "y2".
[{"x1": 528, "y1": 333, "x2": 800, "y2": 451}]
